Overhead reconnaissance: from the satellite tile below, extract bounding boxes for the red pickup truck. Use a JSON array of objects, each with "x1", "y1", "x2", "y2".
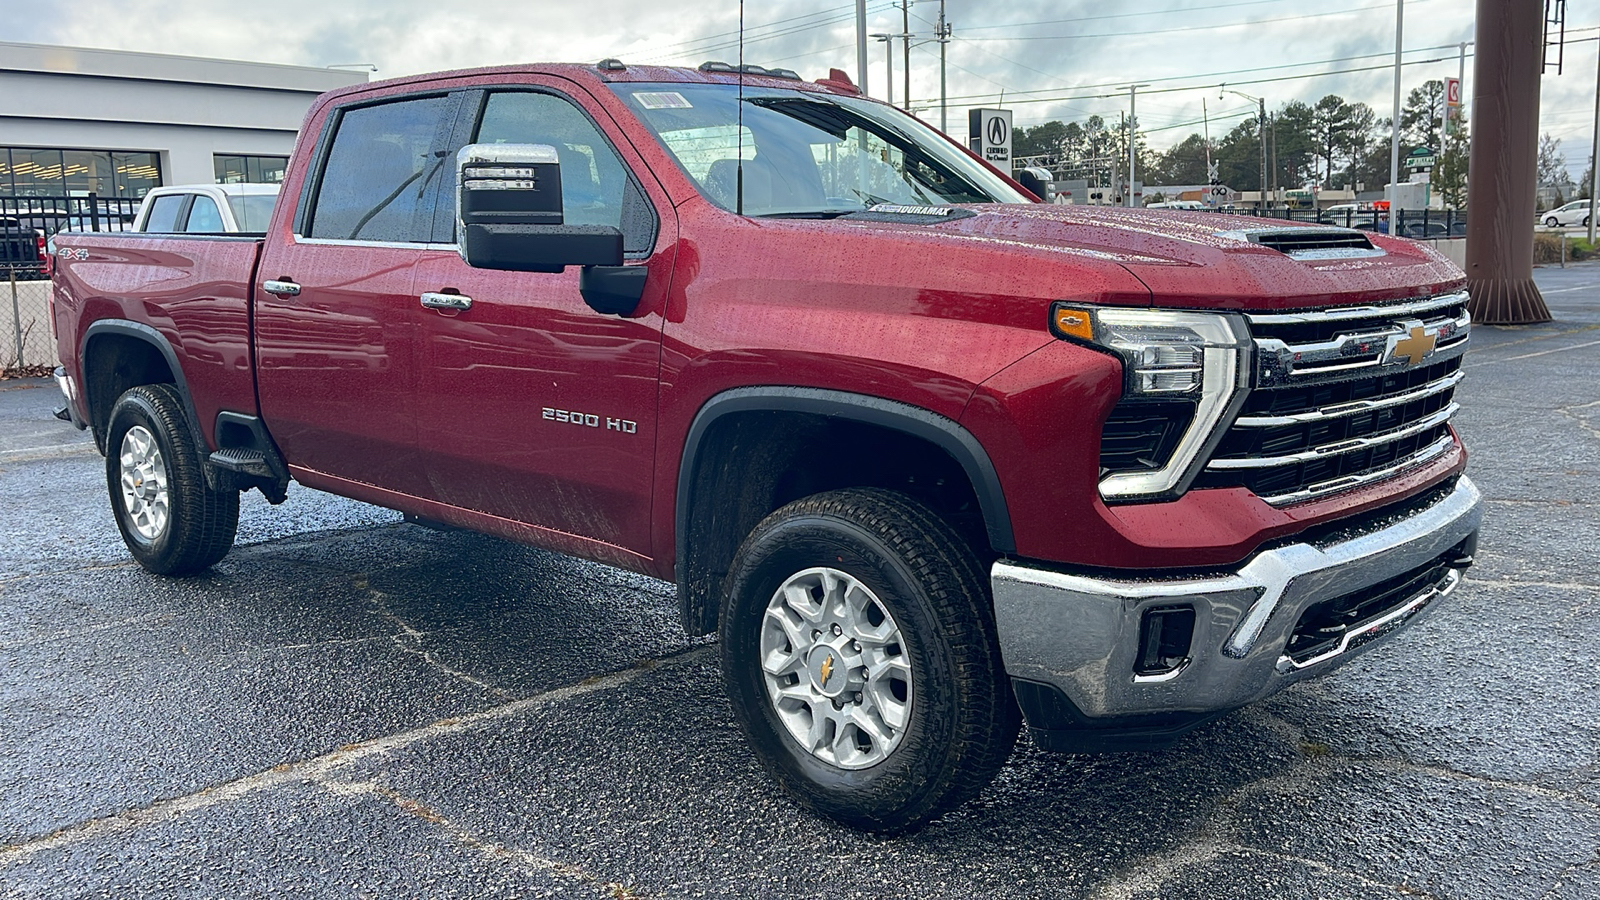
[{"x1": 49, "y1": 61, "x2": 1481, "y2": 833}]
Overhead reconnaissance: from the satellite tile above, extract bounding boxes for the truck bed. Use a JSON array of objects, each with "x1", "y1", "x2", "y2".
[{"x1": 52, "y1": 232, "x2": 264, "y2": 449}]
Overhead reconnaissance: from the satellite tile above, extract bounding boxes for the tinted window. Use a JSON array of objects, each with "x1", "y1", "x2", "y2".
[
  {"x1": 143, "y1": 195, "x2": 185, "y2": 232},
  {"x1": 309, "y1": 96, "x2": 450, "y2": 242},
  {"x1": 185, "y1": 196, "x2": 224, "y2": 232},
  {"x1": 475, "y1": 92, "x2": 656, "y2": 254}
]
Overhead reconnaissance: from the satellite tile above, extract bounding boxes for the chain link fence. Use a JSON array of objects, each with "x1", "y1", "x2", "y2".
[
  {"x1": 2, "y1": 194, "x2": 139, "y2": 373},
  {"x1": 2, "y1": 274, "x2": 54, "y2": 371}
]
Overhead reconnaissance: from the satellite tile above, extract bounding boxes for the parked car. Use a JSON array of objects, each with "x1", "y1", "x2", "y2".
[
  {"x1": 0, "y1": 216, "x2": 45, "y2": 279},
  {"x1": 50, "y1": 61, "x2": 1480, "y2": 834},
  {"x1": 132, "y1": 183, "x2": 280, "y2": 233},
  {"x1": 1540, "y1": 199, "x2": 1594, "y2": 227}
]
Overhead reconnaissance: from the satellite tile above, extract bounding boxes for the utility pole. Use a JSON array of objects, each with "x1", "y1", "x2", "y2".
[
  {"x1": 1127, "y1": 84, "x2": 1149, "y2": 207},
  {"x1": 901, "y1": 0, "x2": 912, "y2": 110},
  {"x1": 855, "y1": 0, "x2": 868, "y2": 98},
  {"x1": 937, "y1": 0, "x2": 951, "y2": 134},
  {"x1": 1389, "y1": 0, "x2": 1404, "y2": 204}
]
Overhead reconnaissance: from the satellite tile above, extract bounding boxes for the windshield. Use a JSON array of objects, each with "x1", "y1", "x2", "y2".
[
  {"x1": 611, "y1": 82, "x2": 1029, "y2": 217},
  {"x1": 227, "y1": 193, "x2": 278, "y2": 231}
]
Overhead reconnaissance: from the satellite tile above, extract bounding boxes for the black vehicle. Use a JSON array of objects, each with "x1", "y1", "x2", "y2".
[{"x1": 0, "y1": 216, "x2": 45, "y2": 279}]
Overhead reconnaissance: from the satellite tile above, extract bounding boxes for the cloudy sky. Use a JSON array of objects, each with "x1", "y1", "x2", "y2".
[{"x1": 10, "y1": 0, "x2": 1599, "y2": 176}]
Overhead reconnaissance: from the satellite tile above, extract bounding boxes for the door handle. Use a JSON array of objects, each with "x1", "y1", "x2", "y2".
[
  {"x1": 262, "y1": 279, "x2": 300, "y2": 297},
  {"x1": 420, "y1": 292, "x2": 472, "y2": 311}
]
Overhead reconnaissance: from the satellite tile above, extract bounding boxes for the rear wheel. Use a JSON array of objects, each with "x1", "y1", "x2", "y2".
[
  {"x1": 106, "y1": 384, "x2": 239, "y2": 574},
  {"x1": 720, "y1": 488, "x2": 1019, "y2": 833}
]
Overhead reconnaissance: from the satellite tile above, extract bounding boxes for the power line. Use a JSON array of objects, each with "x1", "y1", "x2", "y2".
[
  {"x1": 917, "y1": 43, "x2": 1480, "y2": 107},
  {"x1": 959, "y1": 0, "x2": 1445, "y2": 43}
]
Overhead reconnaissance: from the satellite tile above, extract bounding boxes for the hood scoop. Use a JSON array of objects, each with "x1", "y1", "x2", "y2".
[{"x1": 1220, "y1": 227, "x2": 1383, "y2": 260}]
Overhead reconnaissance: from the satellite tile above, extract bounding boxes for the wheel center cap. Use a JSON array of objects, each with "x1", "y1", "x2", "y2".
[{"x1": 807, "y1": 646, "x2": 847, "y2": 697}]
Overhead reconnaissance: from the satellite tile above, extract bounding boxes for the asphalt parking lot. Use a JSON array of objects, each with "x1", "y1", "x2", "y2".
[{"x1": 2, "y1": 267, "x2": 1599, "y2": 899}]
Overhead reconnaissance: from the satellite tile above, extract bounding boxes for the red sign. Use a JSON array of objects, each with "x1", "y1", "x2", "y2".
[{"x1": 1445, "y1": 77, "x2": 1462, "y2": 107}]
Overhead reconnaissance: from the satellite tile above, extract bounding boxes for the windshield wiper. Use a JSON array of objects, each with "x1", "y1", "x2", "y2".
[{"x1": 751, "y1": 210, "x2": 858, "y2": 219}]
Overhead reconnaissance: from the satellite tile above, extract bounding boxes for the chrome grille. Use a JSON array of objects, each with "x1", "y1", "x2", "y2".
[{"x1": 1196, "y1": 291, "x2": 1469, "y2": 505}]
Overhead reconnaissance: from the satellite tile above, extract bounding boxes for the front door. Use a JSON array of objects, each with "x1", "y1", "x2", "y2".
[{"x1": 412, "y1": 85, "x2": 675, "y2": 557}]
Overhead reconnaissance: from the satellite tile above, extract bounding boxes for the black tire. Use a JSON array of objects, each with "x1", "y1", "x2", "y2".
[
  {"x1": 719, "y1": 488, "x2": 1019, "y2": 833},
  {"x1": 1547, "y1": 217, "x2": 1560, "y2": 228},
  {"x1": 105, "y1": 383, "x2": 239, "y2": 575},
  {"x1": 1585, "y1": 215, "x2": 1592, "y2": 227}
]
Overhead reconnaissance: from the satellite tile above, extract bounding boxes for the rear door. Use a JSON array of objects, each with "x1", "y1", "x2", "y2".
[
  {"x1": 410, "y1": 83, "x2": 676, "y2": 556},
  {"x1": 254, "y1": 91, "x2": 461, "y2": 493}
]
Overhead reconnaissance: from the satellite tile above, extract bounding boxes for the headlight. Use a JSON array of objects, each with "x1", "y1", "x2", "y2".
[{"x1": 1052, "y1": 303, "x2": 1252, "y2": 501}]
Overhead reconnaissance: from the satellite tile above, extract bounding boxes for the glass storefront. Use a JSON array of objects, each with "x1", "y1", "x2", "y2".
[
  {"x1": 213, "y1": 154, "x2": 289, "y2": 184},
  {"x1": 0, "y1": 147, "x2": 162, "y2": 198}
]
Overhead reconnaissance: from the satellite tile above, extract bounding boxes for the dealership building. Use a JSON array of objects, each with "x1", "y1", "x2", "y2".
[{"x1": 0, "y1": 41, "x2": 365, "y2": 201}]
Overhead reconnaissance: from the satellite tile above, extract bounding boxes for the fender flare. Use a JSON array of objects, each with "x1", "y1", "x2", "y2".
[
  {"x1": 80, "y1": 319, "x2": 208, "y2": 458},
  {"x1": 675, "y1": 386, "x2": 1017, "y2": 580}
]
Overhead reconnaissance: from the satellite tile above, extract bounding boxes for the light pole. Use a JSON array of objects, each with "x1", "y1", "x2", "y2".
[
  {"x1": 937, "y1": 0, "x2": 951, "y2": 134},
  {"x1": 1390, "y1": 0, "x2": 1404, "y2": 205},
  {"x1": 1126, "y1": 84, "x2": 1150, "y2": 207},
  {"x1": 871, "y1": 33, "x2": 894, "y2": 105},
  {"x1": 855, "y1": 0, "x2": 869, "y2": 98},
  {"x1": 1223, "y1": 86, "x2": 1270, "y2": 212}
]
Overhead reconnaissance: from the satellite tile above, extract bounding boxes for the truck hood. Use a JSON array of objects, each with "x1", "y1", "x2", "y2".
[{"x1": 839, "y1": 203, "x2": 1465, "y2": 311}]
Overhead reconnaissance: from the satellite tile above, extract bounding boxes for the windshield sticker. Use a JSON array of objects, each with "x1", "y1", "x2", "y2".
[{"x1": 635, "y1": 92, "x2": 693, "y2": 110}]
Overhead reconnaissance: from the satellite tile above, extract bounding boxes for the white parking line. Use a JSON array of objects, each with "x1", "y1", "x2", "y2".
[{"x1": 1465, "y1": 338, "x2": 1600, "y2": 368}]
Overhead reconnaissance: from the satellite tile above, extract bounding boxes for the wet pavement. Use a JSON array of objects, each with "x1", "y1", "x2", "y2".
[{"x1": 2, "y1": 267, "x2": 1598, "y2": 899}]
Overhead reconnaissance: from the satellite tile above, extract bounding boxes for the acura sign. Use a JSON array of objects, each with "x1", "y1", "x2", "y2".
[{"x1": 968, "y1": 108, "x2": 1012, "y2": 166}]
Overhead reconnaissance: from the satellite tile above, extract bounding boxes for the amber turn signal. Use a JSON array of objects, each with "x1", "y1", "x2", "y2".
[{"x1": 1052, "y1": 305, "x2": 1095, "y2": 341}]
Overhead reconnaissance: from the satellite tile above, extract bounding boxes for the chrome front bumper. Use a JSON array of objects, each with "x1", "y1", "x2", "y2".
[{"x1": 992, "y1": 476, "x2": 1482, "y2": 723}]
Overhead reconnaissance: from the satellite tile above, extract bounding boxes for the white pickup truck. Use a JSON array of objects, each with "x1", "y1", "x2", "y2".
[{"x1": 132, "y1": 183, "x2": 279, "y2": 233}]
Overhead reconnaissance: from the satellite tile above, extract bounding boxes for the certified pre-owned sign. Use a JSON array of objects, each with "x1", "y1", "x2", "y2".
[{"x1": 968, "y1": 108, "x2": 1013, "y2": 166}]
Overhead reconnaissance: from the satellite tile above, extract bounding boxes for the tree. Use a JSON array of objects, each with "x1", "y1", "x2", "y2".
[
  {"x1": 1537, "y1": 133, "x2": 1567, "y2": 186},
  {"x1": 1151, "y1": 133, "x2": 1211, "y2": 185},
  {"x1": 1436, "y1": 114, "x2": 1469, "y2": 209},
  {"x1": 1215, "y1": 117, "x2": 1263, "y2": 191},
  {"x1": 1400, "y1": 80, "x2": 1446, "y2": 152},
  {"x1": 1310, "y1": 95, "x2": 1355, "y2": 187},
  {"x1": 1337, "y1": 103, "x2": 1378, "y2": 188},
  {"x1": 1272, "y1": 100, "x2": 1319, "y2": 189}
]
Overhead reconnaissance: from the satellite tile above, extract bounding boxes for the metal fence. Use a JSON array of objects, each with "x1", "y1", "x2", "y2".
[
  {"x1": 1216, "y1": 205, "x2": 1468, "y2": 240},
  {"x1": 2, "y1": 195, "x2": 140, "y2": 369}
]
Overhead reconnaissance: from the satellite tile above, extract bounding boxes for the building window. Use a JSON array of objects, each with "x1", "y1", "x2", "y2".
[
  {"x1": 214, "y1": 154, "x2": 289, "y2": 185},
  {"x1": 0, "y1": 148, "x2": 161, "y2": 198}
]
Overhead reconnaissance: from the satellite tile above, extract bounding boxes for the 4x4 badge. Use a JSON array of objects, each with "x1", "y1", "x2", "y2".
[{"x1": 1384, "y1": 324, "x2": 1438, "y2": 366}]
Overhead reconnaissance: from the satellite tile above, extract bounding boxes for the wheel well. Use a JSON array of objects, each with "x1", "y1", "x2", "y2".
[
  {"x1": 83, "y1": 333, "x2": 176, "y2": 449},
  {"x1": 677, "y1": 410, "x2": 993, "y2": 635}
]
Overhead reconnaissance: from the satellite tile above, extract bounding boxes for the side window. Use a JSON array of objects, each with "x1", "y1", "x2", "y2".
[
  {"x1": 475, "y1": 92, "x2": 656, "y2": 255},
  {"x1": 185, "y1": 196, "x2": 224, "y2": 232},
  {"x1": 143, "y1": 195, "x2": 184, "y2": 232},
  {"x1": 308, "y1": 95, "x2": 450, "y2": 242}
]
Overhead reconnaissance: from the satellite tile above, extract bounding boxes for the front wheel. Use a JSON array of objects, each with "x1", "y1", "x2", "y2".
[
  {"x1": 1546, "y1": 217, "x2": 1560, "y2": 228},
  {"x1": 106, "y1": 384, "x2": 239, "y2": 574},
  {"x1": 720, "y1": 488, "x2": 1019, "y2": 833}
]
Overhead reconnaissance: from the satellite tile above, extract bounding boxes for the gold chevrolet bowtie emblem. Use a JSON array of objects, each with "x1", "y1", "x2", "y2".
[
  {"x1": 819, "y1": 654, "x2": 836, "y2": 687},
  {"x1": 1388, "y1": 325, "x2": 1437, "y2": 366}
]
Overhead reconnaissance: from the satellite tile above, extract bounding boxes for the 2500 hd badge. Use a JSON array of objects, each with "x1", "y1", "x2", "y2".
[{"x1": 542, "y1": 407, "x2": 638, "y2": 434}]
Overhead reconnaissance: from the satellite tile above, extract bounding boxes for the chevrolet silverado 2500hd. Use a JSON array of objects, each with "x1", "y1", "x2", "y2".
[{"x1": 49, "y1": 62, "x2": 1481, "y2": 833}]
